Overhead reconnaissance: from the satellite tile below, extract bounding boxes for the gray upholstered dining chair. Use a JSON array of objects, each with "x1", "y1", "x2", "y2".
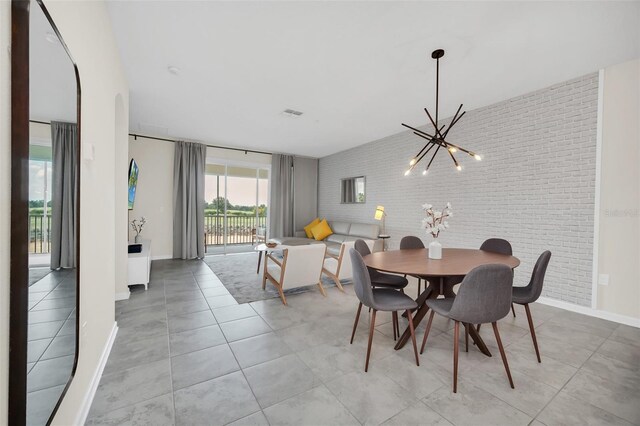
[
  {"x1": 353, "y1": 239, "x2": 408, "y2": 340},
  {"x1": 349, "y1": 248, "x2": 420, "y2": 372},
  {"x1": 420, "y1": 264, "x2": 515, "y2": 393},
  {"x1": 399, "y1": 236, "x2": 427, "y2": 297},
  {"x1": 512, "y1": 250, "x2": 551, "y2": 363},
  {"x1": 480, "y1": 238, "x2": 516, "y2": 318}
]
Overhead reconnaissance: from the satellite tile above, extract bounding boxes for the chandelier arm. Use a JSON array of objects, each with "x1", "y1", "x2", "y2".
[
  {"x1": 423, "y1": 108, "x2": 445, "y2": 138},
  {"x1": 426, "y1": 143, "x2": 443, "y2": 171},
  {"x1": 444, "y1": 104, "x2": 463, "y2": 136},
  {"x1": 415, "y1": 141, "x2": 438, "y2": 166},
  {"x1": 442, "y1": 111, "x2": 466, "y2": 139},
  {"x1": 401, "y1": 123, "x2": 435, "y2": 139},
  {"x1": 446, "y1": 147, "x2": 460, "y2": 169}
]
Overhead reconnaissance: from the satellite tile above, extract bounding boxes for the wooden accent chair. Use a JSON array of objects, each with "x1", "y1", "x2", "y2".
[
  {"x1": 322, "y1": 240, "x2": 374, "y2": 293},
  {"x1": 262, "y1": 244, "x2": 327, "y2": 305}
]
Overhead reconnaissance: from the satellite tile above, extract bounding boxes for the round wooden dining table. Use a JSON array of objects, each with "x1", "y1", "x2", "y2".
[{"x1": 363, "y1": 248, "x2": 520, "y2": 355}]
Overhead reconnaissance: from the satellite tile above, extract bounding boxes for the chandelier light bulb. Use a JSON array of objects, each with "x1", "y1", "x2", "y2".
[
  {"x1": 409, "y1": 158, "x2": 417, "y2": 166},
  {"x1": 448, "y1": 147, "x2": 457, "y2": 153},
  {"x1": 456, "y1": 165, "x2": 462, "y2": 171},
  {"x1": 422, "y1": 169, "x2": 428, "y2": 176},
  {"x1": 474, "y1": 154, "x2": 482, "y2": 161},
  {"x1": 404, "y1": 169, "x2": 411, "y2": 176}
]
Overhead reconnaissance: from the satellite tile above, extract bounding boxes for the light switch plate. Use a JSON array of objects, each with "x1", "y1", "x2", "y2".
[
  {"x1": 598, "y1": 274, "x2": 609, "y2": 286},
  {"x1": 83, "y1": 143, "x2": 95, "y2": 161}
]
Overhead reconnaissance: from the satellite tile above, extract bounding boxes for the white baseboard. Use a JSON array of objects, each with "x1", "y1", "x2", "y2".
[
  {"x1": 115, "y1": 291, "x2": 130, "y2": 301},
  {"x1": 538, "y1": 296, "x2": 640, "y2": 328},
  {"x1": 151, "y1": 254, "x2": 172, "y2": 261},
  {"x1": 75, "y1": 321, "x2": 118, "y2": 425}
]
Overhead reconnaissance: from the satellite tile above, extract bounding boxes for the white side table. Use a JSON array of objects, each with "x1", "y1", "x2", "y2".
[{"x1": 128, "y1": 239, "x2": 151, "y2": 290}]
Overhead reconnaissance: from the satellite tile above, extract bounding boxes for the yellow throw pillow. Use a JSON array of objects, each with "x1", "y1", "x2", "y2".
[
  {"x1": 303, "y1": 218, "x2": 321, "y2": 239},
  {"x1": 311, "y1": 219, "x2": 333, "y2": 241}
]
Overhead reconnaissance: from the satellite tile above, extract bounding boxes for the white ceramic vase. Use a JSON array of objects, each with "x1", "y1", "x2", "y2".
[
  {"x1": 428, "y1": 238, "x2": 442, "y2": 259},
  {"x1": 135, "y1": 235, "x2": 142, "y2": 243}
]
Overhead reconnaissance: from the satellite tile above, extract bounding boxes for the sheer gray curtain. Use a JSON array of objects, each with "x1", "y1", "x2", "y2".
[
  {"x1": 50, "y1": 121, "x2": 78, "y2": 269},
  {"x1": 173, "y1": 141, "x2": 207, "y2": 259},
  {"x1": 269, "y1": 154, "x2": 294, "y2": 237},
  {"x1": 341, "y1": 179, "x2": 356, "y2": 203}
]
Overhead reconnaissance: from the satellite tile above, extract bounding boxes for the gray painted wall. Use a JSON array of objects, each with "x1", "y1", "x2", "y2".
[{"x1": 319, "y1": 73, "x2": 598, "y2": 307}]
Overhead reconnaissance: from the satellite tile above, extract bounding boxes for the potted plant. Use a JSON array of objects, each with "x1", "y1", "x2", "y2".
[
  {"x1": 130, "y1": 216, "x2": 147, "y2": 243},
  {"x1": 421, "y1": 203, "x2": 452, "y2": 259}
]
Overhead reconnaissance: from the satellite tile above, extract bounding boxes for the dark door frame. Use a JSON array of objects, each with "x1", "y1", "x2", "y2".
[{"x1": 9, "y1": 1, "x2": 81, "y2": 424}]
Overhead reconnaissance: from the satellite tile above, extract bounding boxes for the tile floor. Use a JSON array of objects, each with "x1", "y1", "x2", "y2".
[
  {"x1": 87, "y1": 259, "x2": 640, "y2": 426},
  {"x1": 27, "y1": 267, "x2": 77, "y2": 426}
]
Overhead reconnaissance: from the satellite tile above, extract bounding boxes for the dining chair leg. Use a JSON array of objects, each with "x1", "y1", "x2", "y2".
[
  {"x1": 524, "y1": 303, "x2": 541, "y2": 363},
  {"x1": 392, "y1": 311, "x2": 397, "y2": 341},
  {"x1": 365, "y1": 310, "x2": 377, "y2": 372},
  {"x1": 420, "y1": 310, "x2": 436, "y2": 354},
  {"x1": 406, "y1": 309, "x2": 419, "y2": 366},
  {"x1": 511, "y1": 303, "x2": 516, "y2": 318},
  {"x1": 453, "y1": 321, "x2": 460, "y2": 393},
  {"x1": 492, "y1": 322, "x2": 514, "y2": 389},
  {"x1": 417, "y1": 278, "x2": 422, "y2": 298},
  {"x1": 396, "y1": 313, "x2": 400, "y2": 337},
  {"x1": 464, "y1": 323, "x2": 469, "y2": 352},
  {"x1": 350, "y1": 302, "x2": 363, "y2": 344}
]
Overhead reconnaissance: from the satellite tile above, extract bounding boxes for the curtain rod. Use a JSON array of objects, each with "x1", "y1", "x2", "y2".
[
  {"x1": 29, "y1": 121, "x2": 272, "y2": 156},
  {"x1": 129, "y1": 133, "x2": 272, "y2": 156}
]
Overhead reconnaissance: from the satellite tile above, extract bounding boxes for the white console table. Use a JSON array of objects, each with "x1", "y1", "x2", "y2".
[{"x1": 128, "y1": 239, "x2": 151, "y2": 290}]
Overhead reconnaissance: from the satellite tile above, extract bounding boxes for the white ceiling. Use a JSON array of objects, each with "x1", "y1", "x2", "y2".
[
  {"x1": 30, "y1": 0, "x2": 77, "y2": 124},
  {"x1": 107, "y1": 1, "x2": 639, "y2": 158}
]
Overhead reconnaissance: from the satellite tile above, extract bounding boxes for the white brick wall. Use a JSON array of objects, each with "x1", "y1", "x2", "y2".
[{"x1": 319, "y1": 73, "x2": 599, "y2": 307}]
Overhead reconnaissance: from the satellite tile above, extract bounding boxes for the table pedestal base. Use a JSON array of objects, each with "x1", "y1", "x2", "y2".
[{"x1": 394, "y1": 277, "x2": 492, "y2": 357}]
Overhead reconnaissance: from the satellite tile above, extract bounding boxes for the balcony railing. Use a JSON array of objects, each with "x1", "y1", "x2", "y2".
[
  {"x1": 29, "y1": 214, "x2": 51, "y2": 254},
  {"x1": 205, "y1": 214, "x2": 267, "y2": 247}
]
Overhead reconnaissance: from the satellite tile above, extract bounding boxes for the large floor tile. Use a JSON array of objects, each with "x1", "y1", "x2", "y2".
[
  {"x1": 381, "y1": 401, "x2": 453, "y2": 426},
  {"x1": 229, "y1": 332, "x2": 292, "y2": 369},
  {"x1": 206, "y1": 294, "x2": 239, "y2": 309},
  {"x1": 171, "y1": 344, "x2": 240, "y2": 390},
  {"x1": 89, "y1": 359, "x2": 172, "y2": 416},
  {"x1": 264, "y1": 385, "x2": 359, "y2": 426},
  {"x1": 169, "y1": 324, "x2": 226, "y2": 356},
  {"x1": 537, "y1": 391, "x2": 633, "y2": 426},
  {"x1": 28, "y1": 339, "x2": 52, "y2": 363},
  {"x1": 509, "y1": 332, "x2": 593, "y2": 368},
  {"x1": 326, "y1": 370, "x2": 417, "y2": 425},
  {"x1": 608, "y1": 324, "x2": 640, "y2": 349},
  {"x1": 244, "y1": 353, "x2": 320, "y2": 408},
  {"x1": 174, "y1": 371, "x2": 260, "y2": 426},
  {"x1": 213, "y1": 303, "x2": 258, "y2": 323},
  {"x1": 27, "y1": 355, "x2": 74, "y2": 392},
  {"x1": 274, "y1": 322, "x2": 337, "y2": 352},
  {"x1": 535, "y1": 321, "x2": 607, "y2": 352},
  {"x1": 28, "y1": 320, "x2": 64, "y2": 341},
  {"x1": 104, "y1": 333, "x2": 168, "y2": 375},
  {"x1": 220, "y1": 316, "x2": 272, "y2": 342},
  {"x1": 26, "y1": 385, "x2": 66, "y2": 426},
  {"x1": 40, "y1": 334, "x2": 76, "y2": 360},
  {"x1": 581, "y1": 351, "x2": 640, "y2": 390},
  {"x1": 597, "y1": 339, "x2": 640, "y2": 367},
  {"x1": 504, "y1": 343, "x2": 578, "y2": 389},
  {"x1": 423, "y1": 380, "x2": 532, "y2": 426},
  {"x1": 85, "y1": 393, "x2": 175, "y2": 426},
  {"x1": 165, "y1": 298, "x2": 210, "y2": 316},
  {"x1": 562, "y1": 369, "x2": 640, "y2": 424},
  {"x1": 297, "y1": 341, "x2": 364, "y2": 383},
  {"x1": 376, "y1": 352, "x2": 445, "y2": 400},
  {"x1": 167, "y1": 309, "x2": 216, "y2": 334},
  {"x1": 227, "y1": 411, "x2": 269, "y2": 426},
  {"x1": 201, "y1": 286, "x2": 232, "y2": 298}
]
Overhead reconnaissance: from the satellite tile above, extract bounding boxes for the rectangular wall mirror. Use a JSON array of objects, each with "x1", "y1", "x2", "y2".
[
  {"x1": 11, "y1": 1, "x2": 81, "y2": 424},
  {"x1": 340, "y1": 176, "x2": 365, "y2": 204}
]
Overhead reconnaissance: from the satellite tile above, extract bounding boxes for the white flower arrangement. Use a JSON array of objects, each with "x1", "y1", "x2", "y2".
[
  {"x1": 422, "y1": 202, "x2": 452, "y2": 238},
  {"x1": 130, "y1": 216, "x2": 147, "y2": 237}
]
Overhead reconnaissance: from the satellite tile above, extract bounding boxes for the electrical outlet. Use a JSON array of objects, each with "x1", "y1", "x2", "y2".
[{"x1": 598, "y1": 274, "x2": 609, "y2": 286}]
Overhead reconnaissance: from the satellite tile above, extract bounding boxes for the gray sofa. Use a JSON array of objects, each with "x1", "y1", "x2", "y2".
[{"x1": 271, "y1": 221, "x2": 382, "y2": 256}]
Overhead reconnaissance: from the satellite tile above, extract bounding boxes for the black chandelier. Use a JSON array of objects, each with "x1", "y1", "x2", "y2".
[{"x1": 403, "y1": 49, "x2": 481, "y2": 176}]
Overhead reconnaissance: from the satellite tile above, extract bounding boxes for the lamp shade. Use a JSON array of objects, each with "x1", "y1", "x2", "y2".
[{"x1": 374, "y1": 206, "x2": 385, "y2": 220}]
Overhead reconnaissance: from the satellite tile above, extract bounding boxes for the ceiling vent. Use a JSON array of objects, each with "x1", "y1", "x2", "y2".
[{"x1": 282, "y1": 109, "x2": 303, "y2": 117}]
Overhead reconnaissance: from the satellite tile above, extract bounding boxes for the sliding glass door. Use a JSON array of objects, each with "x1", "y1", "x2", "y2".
[{"x1": 205, "y1": 162, "x2": 269, "y2": 254}]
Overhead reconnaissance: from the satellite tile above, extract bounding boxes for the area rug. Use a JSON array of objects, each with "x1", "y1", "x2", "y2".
[{"x1": 204, "y1": 252, "x2": 349, "y2": 304}]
